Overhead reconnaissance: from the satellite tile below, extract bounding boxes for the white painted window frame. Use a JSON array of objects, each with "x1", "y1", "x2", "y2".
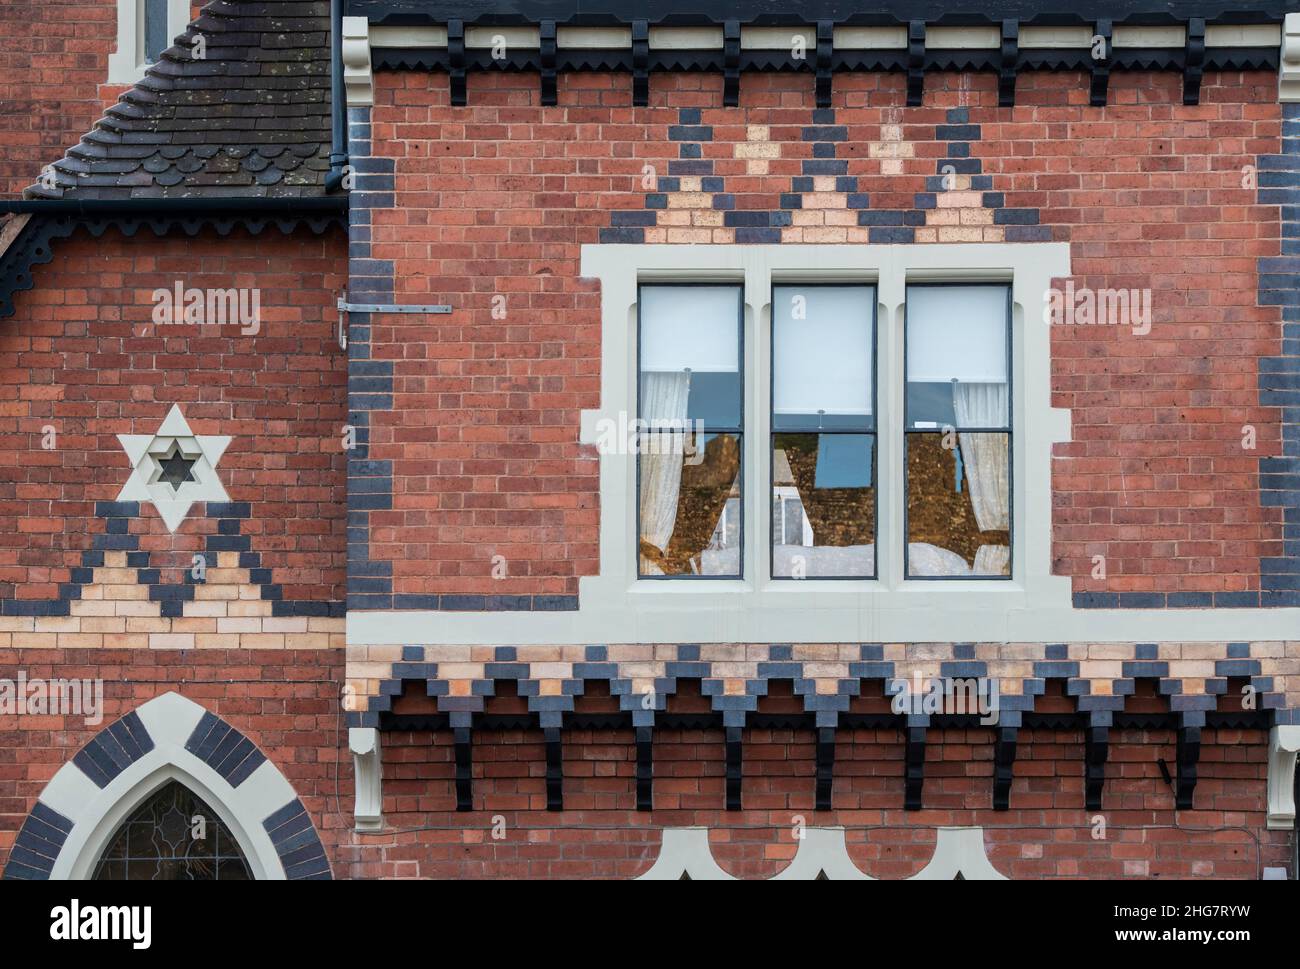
[
  {"x1": 108, "y1": 0, "x2": 190, "y2": 84},
  {"x1": 574, "y1": 242, "x2": 1073, "y2": 639}
]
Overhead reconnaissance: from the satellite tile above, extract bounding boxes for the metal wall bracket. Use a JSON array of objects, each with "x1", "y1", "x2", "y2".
[{"x1": 337, "y1": 297, "x2": 453, "y2": 350}]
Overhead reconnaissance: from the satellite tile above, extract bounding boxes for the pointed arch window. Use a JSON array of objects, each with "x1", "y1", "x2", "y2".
[{"x1": 93, "y1": 781, "x2": 252, "y2": 880}]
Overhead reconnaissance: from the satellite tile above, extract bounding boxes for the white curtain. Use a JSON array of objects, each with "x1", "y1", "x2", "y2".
[
  {"x1": 952, "y1": 382, "x2": 1009, "y2": 533},
  {"x1": 639, "y1": 371, "x2": 691, "y2": 572},
  {"x1": 973, "y1": 544, "x2": 1010, "y2": 576}
]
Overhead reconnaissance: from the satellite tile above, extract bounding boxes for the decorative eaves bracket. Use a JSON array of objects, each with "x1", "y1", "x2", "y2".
[
  {"x1": 349, "y1": 727, "x2": 383, "y2": 831},
  {"x1": 342, "y1": 16, "x2": 373, "y2": 107},
  {"x1": 1267, "y1": 725, "x2": 1300, "y2": 830},
  {"x1": 1282, "y1": 13, "x2": 1300, "y2": 102}
]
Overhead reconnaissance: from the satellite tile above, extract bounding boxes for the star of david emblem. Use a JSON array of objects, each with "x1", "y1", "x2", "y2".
[{"x1": 116, "y1": 405, "x2": 232, "y2": 532}]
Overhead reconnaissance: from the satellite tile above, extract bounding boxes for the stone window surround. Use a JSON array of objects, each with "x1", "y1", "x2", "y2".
[
  {"x1": 108, "y1": 0, "x2": 190, "y2": 84},
  {"x1": 347, "y1": 241, "x2": 1300, "y2": 646}
]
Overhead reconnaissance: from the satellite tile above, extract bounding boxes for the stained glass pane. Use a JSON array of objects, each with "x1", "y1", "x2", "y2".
[{"x1": 93, "y1": 780, "x2": 252, "y2": 880}]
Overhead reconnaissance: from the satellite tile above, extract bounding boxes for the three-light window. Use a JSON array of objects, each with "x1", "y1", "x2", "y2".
[{"x1": 637, "y1": 280, "x2": 1012, "y2": 581}]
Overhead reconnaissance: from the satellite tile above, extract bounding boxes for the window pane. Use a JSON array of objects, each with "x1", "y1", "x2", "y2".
[
  {"x1": 771, "y1": 285, "x2": 874, "y2": 579},
  {"x1": 906, "y1": 432, "x2": 1010, "y2": 577},
  {"x1": 638, "y1": 430, "x2": 741, "y2": 577},
  {"x1": 907, "y1": 285, "x2": 1008, "y2": 428},
  {"x1": 145, "y1": 0, "x2": 169, "y2": 63},
  {"x1": 639, "y1": 286, "x2": 742, "y2": 578},
  {"x1": 772, "y1": 285, "x2": 874, "y2": 431},
  {"x1": 772, "y1": 433, "x2": 875, "y2": 578},
  {"x1": 640, "y1": 285, "x2": 741, "y2": 427},
  {"x1": 94, "y1": 780, "x2": 253, "y2": 880}
]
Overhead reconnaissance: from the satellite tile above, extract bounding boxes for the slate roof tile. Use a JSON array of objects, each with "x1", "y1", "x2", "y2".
[{"x1": 25, "y1": 0, "x2": 331, "y2": 200}]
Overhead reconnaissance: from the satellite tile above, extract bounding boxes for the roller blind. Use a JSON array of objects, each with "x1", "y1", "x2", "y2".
[
  {"x1": 906, "y1": 285, "x2": 1008, "y2": 383},
  {"x1": 640, "y1": 286, "x2": 740, "y2": 373},
  {"x1": 773, "y1": 285, "x2": 874, "y2": 415}
]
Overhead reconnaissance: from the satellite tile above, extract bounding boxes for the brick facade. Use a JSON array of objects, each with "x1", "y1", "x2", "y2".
[{"x1": 0, "y1": 0, "x2": 1297, "y2": 881}]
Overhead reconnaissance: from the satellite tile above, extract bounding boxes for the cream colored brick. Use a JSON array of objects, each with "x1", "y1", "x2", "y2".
[
  {"x1": 227, "y1": 600, "x2": 273, "y2": 617},
  {"x1": 746, "y1": 160, "x2": 769, "y2": 175},
  {"x1": 880, "y1": 159, "x2": 903, "y2": 176},
  {"x1": 70, "y1": 600, "x2": 115, "y2": 617},
  {"x1": 103, "y1": 633, "x2": 151, "y2": 649},
  {"x1": 667, "y1": 192, "x2": 712, "y2": 209},
  {"x1": 126, "y1": 618, "x2": 171, "y2": 633},
  {"x1": 80, "y1": 617, "x2": 127, "y2": 633},
  {"x1": 937, "y1": 226, "x2": 984, "y2": 242},
  {"x1": 195, "y1": 634, "x2": 241, "y2": 649},
  {"x1": 285, "y1": 633, "x2": 334, "y2": 649},
  {"x1": 960, "y1": 207, "x2": 994, "y2": 226},
  {"x1": 238, "y1": 633, "x2": 285, "y2": 649},
  {"x1": 183, "y1": 601, "x2": 229, "y2": 618},
  {"x1": 150, "y1": 633, "x2": 195, "y2": 649},
  {"x1": 262, "y1": 617, "x2": 309, "y2": 634},
  {"x1": 746, "y1": 125, "x2": 769, "y2": 142},
  {"x1": 34, "y1": 617, "x2": 80, "y2": 634},
  {"x1": 666, "y1": 228, "x2": 712, "y2": 243},
  {"x1": 678, "y1": 176, "x2": 701, "y2": 192},
  {"x1": 115, "y1": 601, "x2": 161, "y2": 617},
  {"x1": 57, "y1": 633, "x2": 103, "y2": 648},
  {"x1": 803, "y1": 227, "x2": 848, "y2": 243},
  {"x1": 735, "y1": 142, "x2": 779, "y2": 159},
  {"x1": 692, "y1": 209, "x2": 723, "y2": 227}
]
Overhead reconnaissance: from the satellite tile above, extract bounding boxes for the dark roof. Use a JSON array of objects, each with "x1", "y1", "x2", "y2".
[
  {"x1": 351, "y1": 0, "x2": 1293, "y2": 27},
  {"x1": 26, "y1": 0, "x2": 332, "y2": 201}
]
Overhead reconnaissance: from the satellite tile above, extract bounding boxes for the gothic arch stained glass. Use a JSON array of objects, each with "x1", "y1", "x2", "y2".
[{"x1": 93, "y1": 780, "x2": 252, "y2": 880}]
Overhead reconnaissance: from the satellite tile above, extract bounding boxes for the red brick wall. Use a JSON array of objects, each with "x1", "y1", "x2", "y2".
[
  {"x1": 346, "y1": 724, "x2": 1284, "y2": 879},
  {"x1": 0, "y1": 646, "x2": 349, "y2": 875},
  {"x1": 0, "y1": 226, "x2": 348, "y2": 602},
  {"x1": 0, "y1": 0, "x2": 124, "y2": 197},
  {"x1": 363, "y1": 67, "x2": 1283, "y2": 601}
]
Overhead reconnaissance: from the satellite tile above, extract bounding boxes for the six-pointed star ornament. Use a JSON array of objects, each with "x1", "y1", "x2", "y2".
[{"x1": 116, "y1": 405, "x2": 232, "y2": 532}]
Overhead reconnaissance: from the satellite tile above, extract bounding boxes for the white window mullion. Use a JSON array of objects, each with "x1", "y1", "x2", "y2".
[
  {"x1": 876, "y1": 264, "x2": 907, "y2": 591},
  {"x1": 746, "y1": 267, "x2": 771, "y2": 586}
]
